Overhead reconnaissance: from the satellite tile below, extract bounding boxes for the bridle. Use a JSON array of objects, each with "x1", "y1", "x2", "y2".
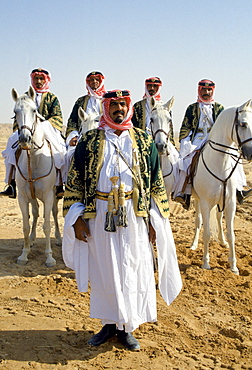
[
  {"x1": 200, "y1": 108, "x2": 252, "y2": 211},
  {"x1": 13, "y1": 100, "x2": 54, "y2": 199},
  {"x1": 17, "y1": 104, "x2": 45, "y2": 150},
  {"x1": 150, "y1": 109, "x2": 173, "y2": 178},
  {"x1": 232, "y1": 108, "x2": 252, "y2": 148}
]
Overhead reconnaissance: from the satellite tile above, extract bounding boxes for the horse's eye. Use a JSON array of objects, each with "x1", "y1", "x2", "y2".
[{"x1": 239, "y1": 121, "x2": 248, "y2": 128}]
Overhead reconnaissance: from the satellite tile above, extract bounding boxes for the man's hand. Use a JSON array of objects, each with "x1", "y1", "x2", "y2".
[
  {"x1": 69, "y1": 136, "x2": 78, "y2": 146},
  {"x1": 73, "y1": 216, "x2": 91, "y2": 242},
  {"x1": 149, "y1": 222, "x2": 156, "y2": 244}
]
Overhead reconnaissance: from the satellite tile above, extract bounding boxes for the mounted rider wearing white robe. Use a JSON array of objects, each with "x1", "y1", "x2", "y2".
[
  {"x1": 174, "y1": 79, "x2": 249, "y2": 209},
  {"x1": 1, "y1": 68, "x2": 65, "y2": 198}
]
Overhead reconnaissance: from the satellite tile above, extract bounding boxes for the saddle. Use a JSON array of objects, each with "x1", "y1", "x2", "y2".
[{"x1": 182, "y1": 148, "x2": 202, "y2": 192}]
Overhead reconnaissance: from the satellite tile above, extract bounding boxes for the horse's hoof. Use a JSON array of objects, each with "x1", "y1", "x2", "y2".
[
  {"x1": 202, "y1": 264, "x2": 211, "y2": 270},
  {"x1": 45, "y1": 259, "x2": 56, "y2": 268},
  {"x1": 231, "y1": 268, "x2": 239, "y2": 275},
  {"x1": 17, "y1": 258, "x2": 28, "y2": 266},
  {"x1": 220, "y1": 242, "x2": 228, "y2": 248},
  {"x1": 190, "y1": 245, "x2": 197, "y2": 251}
]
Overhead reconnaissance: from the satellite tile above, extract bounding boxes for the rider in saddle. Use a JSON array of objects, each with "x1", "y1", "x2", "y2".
[
  {"x1": 65, "y1": 71, "x2": 106, "y2": 148},
  {"x1": 0, "y1": 68, "x2": 65, "y2": 199},
  {"x1": 132, "y1": 77, "x2": 175, "y2": 146},
  {"x1": 173, "y1": 79, "x2": 252, "y2": 210}
]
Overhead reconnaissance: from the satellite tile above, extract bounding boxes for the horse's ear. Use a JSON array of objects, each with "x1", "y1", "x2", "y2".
[
  {"x1": 243, "y1": 99, "x2": 252, "y2": 110},
  {"x1": 28, "y1": 86, "x2": 36, "y2": 101},
  {"x1": 165, "y1": 96, "x2": 175, "y2": 111},
  {"x1": 150, "y1": 96, "x2": 156, "y2": 110},
  {"x1": 78, "y1": 106, "x2": 88, "y2": 122},
  {"x1": 12, "y1": 88, "x2": 19, "y2": 102}
]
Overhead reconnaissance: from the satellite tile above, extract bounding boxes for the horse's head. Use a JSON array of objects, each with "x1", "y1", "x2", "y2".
[
  {"x1": 78, "y1": 107, "x2": 100, "y2": 134},
  {"x1": 12, "y1": 86, "x2": 43, "y2": 150},
  {"x1": 235, "y1": 99, "x2": 252, "y2": 160},
  {"x1": 150, "y1": 96, "x2": 174, "y2": 155}
]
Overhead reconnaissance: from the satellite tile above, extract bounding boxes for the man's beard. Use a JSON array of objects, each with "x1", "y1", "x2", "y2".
[
  {"x1": 114, "y1": 117, "x2": 124, "y2": 123},
  {"x1": 113, "y1": 110, "x2": 125, "y2": 123}
]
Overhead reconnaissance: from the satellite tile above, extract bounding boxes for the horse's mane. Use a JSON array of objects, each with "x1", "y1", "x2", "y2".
[{"x1": 208, "y1": 106, "x2": 237, "y2": 139}]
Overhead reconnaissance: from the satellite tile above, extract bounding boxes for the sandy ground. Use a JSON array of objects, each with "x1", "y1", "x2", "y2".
[{"x1": 0, "y1": 123, "x2": 252, "y2": 370}]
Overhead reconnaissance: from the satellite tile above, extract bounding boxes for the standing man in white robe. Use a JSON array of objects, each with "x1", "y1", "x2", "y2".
[{"x1": 62, "y1": 90, "x2": 182, "y2": 351}]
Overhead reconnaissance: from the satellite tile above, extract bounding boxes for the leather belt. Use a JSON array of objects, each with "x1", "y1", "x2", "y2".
[{"x1": 96, "y1": 189, "x2": 133, "y2": 201}]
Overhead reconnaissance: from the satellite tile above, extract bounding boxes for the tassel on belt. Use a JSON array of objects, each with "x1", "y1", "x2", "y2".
[{"x1": 96, "y1": 189, "x2": 133, "y2": 201}]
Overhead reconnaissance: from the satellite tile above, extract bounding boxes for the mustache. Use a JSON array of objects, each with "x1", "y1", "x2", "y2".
[{"x1": 113, "y1": 110, "x2": 125, "y2": 115}]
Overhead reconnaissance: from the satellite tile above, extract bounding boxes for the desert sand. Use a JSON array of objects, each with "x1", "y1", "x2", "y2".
[{"x1": 0, "y1": 123, "x2": 252, "y2": 370}]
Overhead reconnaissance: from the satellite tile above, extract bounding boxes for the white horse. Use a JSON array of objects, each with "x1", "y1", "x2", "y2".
[
  {"x1": 150, "y1": 96, "x2": 179, "y2": 198},
  {"x1": 78, "y1": 107, "x2": 100, "y2": 134},
  {"x1": 12, "y1": 86, "x2": 61, "y2": 267},
  {"x1": 192, "y1": 99, "x2": 252, "y2": 274}
]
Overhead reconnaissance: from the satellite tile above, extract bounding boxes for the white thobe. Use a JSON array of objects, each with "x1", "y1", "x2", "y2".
[
  {"x1": 174, "y1": 103, "x2": 246, "y2": 196},
  {"x1": 2, "y1": 122, "x2": 66, "y2": 185},
  {"x1": 65, "y1": 96, "x2": 102, "y2": 181},
  {"x1": 62, "y1": 128, "x2": 182, "y2": 333},
  {"x1": 86, "y1": 96, "x2": 102, "y2": 115}
]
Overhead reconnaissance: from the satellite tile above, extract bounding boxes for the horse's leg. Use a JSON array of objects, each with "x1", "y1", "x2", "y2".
[
  {"x1": 225, "y1": 201, "x2": 239, "y2": 275},
  {"x1": 29, "y1": 199, "x2": 39, "y2": 245},
  {"x1": 43, "y1": 196, "x2": 56, "y2": 267},
  {"x1": 216, "y1": 209, "x2": 228, "y2": 247},
  {"x1": 52, "y1": 196, "x2": 62, "y2": 246},
  {"x1": 200, "y1": 203, "x2": 212, "y2": 270},
  {"x1": 191, "y1": 199, "x2": 202, "y2": 250},
  {"x1": 17, "y1": 198, "x2": 31, "y2": 265}
]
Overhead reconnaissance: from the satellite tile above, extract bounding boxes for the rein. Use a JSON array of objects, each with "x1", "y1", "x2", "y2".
[
  {"x1": 13, "y1": 96, "x2": 55, "y2": 199},
  {"x1": 19, "y1": 117, "x2": 46, "y2": 150},
  {"x1": 150, "y1": 116, "x2": 173, "y2": 178},
  {"x1": 200, "y1": 108, "x2": 252, "y2": 211},
  {"x1": 16, "y1": 139, "x2": 54, "y2": 199},
  {"x1": 160, "y1": 155, "x2": 173, "y2": 178},
  {"x1": 201, "y1": 142, "x2": 242, "y2": 212}
]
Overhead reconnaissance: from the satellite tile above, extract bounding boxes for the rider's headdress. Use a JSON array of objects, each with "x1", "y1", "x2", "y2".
[
  {"x1": 30, "y1": 68, "x2": 51, "y2": 93},
  {"x1": 197, "y1": 79, "x2": 215, "y2": 104},
  {"x1": 98, "y1": 90, "x2": 133, "y2": 131},
  {"x1": 143, "y1": 76, "x2": 162, "y2": 101},
  {"x1": 86, "y1": 71, "x2": 106, "y2": 98}
]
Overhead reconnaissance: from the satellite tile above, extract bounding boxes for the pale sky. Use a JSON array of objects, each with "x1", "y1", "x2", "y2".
[{"x1": 0, "y1": 0, "x2": 251, "y2": 133}]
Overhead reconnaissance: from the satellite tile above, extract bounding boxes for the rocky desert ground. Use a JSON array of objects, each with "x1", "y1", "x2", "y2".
[{"x1": 0, "y1": 123, "x2": 252, "y2": 370}]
